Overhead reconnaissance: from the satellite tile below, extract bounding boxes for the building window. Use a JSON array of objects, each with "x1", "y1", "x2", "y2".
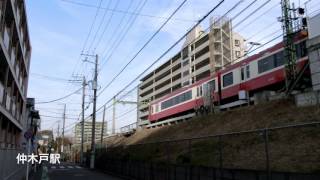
[
  {"x1": 223, "y1": 72, "x2": 233, "y2": 87},
  {"x1": 183, "y1": 70, "x2": 189, "y2": 77},
  {"x1": 195, "y1": 34, "x2": 209, "y2": 48},
  {"x1": 182, "y1": 46, "x2": 188, "y2": 59},
  {"x1": 183, "y1": 80, "x2": 189, "y2": 86},
  {"x1": 182, "y1": 60, "x2": 189, "y2": 66},
  {"x1": 235, "y1": 39, "x2": 240, "y2": 47},
  {"x1": 235, "y1": 51, "x2": 241, "y2": 58}
]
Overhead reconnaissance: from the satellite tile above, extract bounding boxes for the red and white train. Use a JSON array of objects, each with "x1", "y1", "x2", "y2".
[{"x1": 148, "y1": 33, "x2": 310, "y2": 123}]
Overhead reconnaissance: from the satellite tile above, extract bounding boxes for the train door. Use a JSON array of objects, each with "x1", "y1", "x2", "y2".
[
  {"x1": 203, "y1": 79, "x2": 215, "y2": 113},
  {"x1": 240, "y1": 64, "x2": 250, "y2": 101},
  {"x1": 240, "y1": 64, "x2": 250, "y2": 89}
]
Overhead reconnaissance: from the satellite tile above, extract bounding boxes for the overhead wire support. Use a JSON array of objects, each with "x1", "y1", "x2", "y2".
[{"x1": 281, "y1": 0, "x2": 298, "y2": 93}]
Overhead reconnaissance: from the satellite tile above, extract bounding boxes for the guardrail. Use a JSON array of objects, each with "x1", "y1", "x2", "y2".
[{"x1": 120, "y1": 122, "x2": 137, "y2": 135}]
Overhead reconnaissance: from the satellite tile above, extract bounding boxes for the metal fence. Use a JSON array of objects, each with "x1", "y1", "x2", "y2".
[
  {"x1": 96, "y1": 121, "x2": 320, "y2": 180},
  {"x1": 0, "y1": 148, "x2": 25, "y2": 180}
]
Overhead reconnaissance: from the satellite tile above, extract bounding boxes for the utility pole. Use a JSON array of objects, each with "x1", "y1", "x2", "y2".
[
  {"x1": 80, "y1": 76, "x2": 86, "y2": 164},
  {"x1": 90, "y1": 54, "x2": 98, "y2": 169},
  {"x1": 112, "y1": 96, "x2": 116, "y2": 134},
  {"x1": 112, "y1": 98, "x2": 138, "y2": 134},
  {"x1": 57, "y1": 123, "x2": 60, "y2": 153},
  {"x1": 100, "y1": 105, "x2": 106, "y2": 145},
  {"x1": 61, "y1": 104, "x2": 66, "y2": 155},
  {"x1": 81, "y1": 53, "x2": 98, "y2": 169}
]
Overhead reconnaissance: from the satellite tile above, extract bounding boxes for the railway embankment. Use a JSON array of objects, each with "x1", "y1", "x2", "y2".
[{"x1": 100, "y1": 100, "x2": 320, "y2": 173}]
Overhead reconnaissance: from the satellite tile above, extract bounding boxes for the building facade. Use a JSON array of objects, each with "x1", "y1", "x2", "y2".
[
  {"x1": 137, "y1": 17, "x2": 246, "y2": 128},
  {"x1": 0, "y1": 0, "x2": 31, "y2": 179},
  {"x1": 74, "y1": 122, "x2": 106, "y2": 144}
]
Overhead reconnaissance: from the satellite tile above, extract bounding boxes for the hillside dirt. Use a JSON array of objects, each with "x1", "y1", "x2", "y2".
[{"x1": 100, "y1": 99, "x2": 320, "y2": 173}]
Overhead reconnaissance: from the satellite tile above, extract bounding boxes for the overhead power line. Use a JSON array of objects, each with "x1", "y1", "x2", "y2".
[
  {"x1": 36, "y1": 87, "x2": 82, "y2": 104},
  {"x1": 68, "y1": 0, "x2": 103, "y2": 83},
  {"x1": 90, "y1": 0, "x2": 227, "y2": 116},
  {"x1": 31, "y1": 73, "x2": 71, "y2": 82},
  {"x1": 86, "y1": 0, "x2": 114, "y2": 53},
  {"x1": 40, "y1": 114, "x2": 78, "y2": 120},
  {"x1": 97, "y1": 0, "x2": 189, "y2": 97},
  {"x1": 60, "y1": 0, "x2": 196, "y2": 22},
  {"x1": 99, "y1": 0, "x2": 148, "y2": 67},
  {"x1": 98, "y1": 0, "x2": 147, "y2": 60}
]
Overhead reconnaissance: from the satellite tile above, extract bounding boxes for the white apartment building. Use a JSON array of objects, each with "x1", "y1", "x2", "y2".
[{"x1": 137, "y1": 17, "x2": 246, "y2": 128}]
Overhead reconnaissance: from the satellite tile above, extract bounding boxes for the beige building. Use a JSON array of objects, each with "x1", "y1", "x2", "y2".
[
  {"x1": 74, "y1": 121, "x2": 106, "y2": 144},
  {"x1": 137, "y1": 17, "x2": 246, "y2": 128}
]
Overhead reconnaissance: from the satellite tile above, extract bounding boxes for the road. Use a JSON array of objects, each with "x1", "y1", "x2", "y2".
[{"x1": 38, "y1": 163, "x2": 123, "y2": 180}]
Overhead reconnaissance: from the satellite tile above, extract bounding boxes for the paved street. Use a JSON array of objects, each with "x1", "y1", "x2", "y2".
[{"x1": 39, "y1": 163, "x2": 123, "y2": 180}]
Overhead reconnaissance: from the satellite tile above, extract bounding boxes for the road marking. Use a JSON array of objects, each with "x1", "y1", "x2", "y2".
[
  {"x1": 75, "y1": 166, "x2": 82, "y2": 169},
  {"x1": 51, "y1": 166, "x2": 56, "y2": 169},
  {"x1": 67, "y1": 166, "x2": 74, "y2": 169},
  {"x1": 59, "y1": 166, "x2": 65, "y2": 169}
]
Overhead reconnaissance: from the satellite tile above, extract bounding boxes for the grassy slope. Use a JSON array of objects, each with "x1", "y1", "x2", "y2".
[{"x1": 102, "y1": 100, "x2": 320, "y2": 173}]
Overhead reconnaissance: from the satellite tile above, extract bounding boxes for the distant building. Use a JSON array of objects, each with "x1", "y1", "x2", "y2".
[
  {"x1": 0, "y1": 0, "x2": 32, "y2": 179},
  {"x1": 37, "y1": 130, "x2": 54, "y2": 152},
  {"x1": 74, "y1": 121, "x2": 106, "y2": 144},
  {"x1": 137, "y1": 17, "x2": 246, "y2": 128}
]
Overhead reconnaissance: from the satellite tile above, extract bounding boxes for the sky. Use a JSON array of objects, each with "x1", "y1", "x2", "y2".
[{"x1": 25, "y1": 0, "x2": 320, "y2": 138}]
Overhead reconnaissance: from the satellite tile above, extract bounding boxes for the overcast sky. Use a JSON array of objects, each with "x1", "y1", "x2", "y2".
[{"x1": 25, "y1": 0, "x2": 320, "y2": 137}]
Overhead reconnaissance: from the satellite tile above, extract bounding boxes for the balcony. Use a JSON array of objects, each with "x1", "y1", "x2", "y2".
[{"x1": 139, "y1": 111, "x2": 149, "y2": 118}]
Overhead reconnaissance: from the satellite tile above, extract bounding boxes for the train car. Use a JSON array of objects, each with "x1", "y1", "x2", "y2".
[
  {"x1": 219, "y1": 35, "x2": 308, "y2": 104},
  {"x1": 148, "y1": 75, "x2": 218, "y2": 122},
  {"x1": 148, "y1": 33, "x2": 309, "y2": 123}
]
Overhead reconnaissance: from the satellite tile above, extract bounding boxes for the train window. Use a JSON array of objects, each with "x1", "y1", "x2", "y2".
[
  {"x1": 241, "y1": 67, "x2": 245, "y2": 81},
  {"x1": 182, "y1": 60, "x2": 189, "y2": 66},
  {"x1": 295, "y1": 41, "x2": 307, "y2": 58},
  {"x1": 246, "y1": 65, "x2": 250, "y2": 79},
  {"x1": 161, "y1": 90, "x2": 192, "y2": 110},
  {"x1": 258, "y1": 56, "x2": 275, "y2": 73},
  {"x1": 208, "y1": 80, "x2": 215, "y2": 91},
  {"x1": 156, "y1": 104, "x2": 159, "y2": 112},
  {"x1": 274, "y1": 51, "x2": 284, "y2": 67},
  {"x1": 223, "y1": 72, "x2": 233, "y2": 87},
  {"x1": 185, "y1": 91, "x2": 192, "y2": 100}
]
